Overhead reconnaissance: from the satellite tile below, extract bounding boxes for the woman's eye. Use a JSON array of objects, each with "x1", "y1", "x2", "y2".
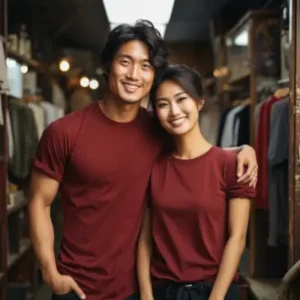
[
  {"x1": 178, "y1": 97, "x2": 186, "y2": 102},
  {"x1": 157, "y1": 103, "x2": 167, "y2": 108}
]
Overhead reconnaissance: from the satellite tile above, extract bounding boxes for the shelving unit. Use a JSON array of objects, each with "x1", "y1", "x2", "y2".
[
  {"x1": 7, "y1": 239, "x2": 31, "y2": 269},
  {"x1": 7, "y1": 48, "x2": 41, "y2": 70},
  {"x1": 0, "y1": 0, "x2": 43, "y2": 299}
]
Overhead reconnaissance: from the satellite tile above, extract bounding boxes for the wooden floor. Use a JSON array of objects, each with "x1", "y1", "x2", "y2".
[
  {"x1": 240, "y1": 249, "x2": 281, "y2": 300},
  {"x1": 245, "y1": 277, "x2": 281, "y2": 300}
]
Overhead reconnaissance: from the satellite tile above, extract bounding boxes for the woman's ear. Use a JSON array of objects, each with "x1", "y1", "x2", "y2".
[{"x1": 197, "y1": 99, "x2": 205, "y2": 111}]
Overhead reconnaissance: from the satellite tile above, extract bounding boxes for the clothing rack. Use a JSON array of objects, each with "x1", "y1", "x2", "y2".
[{"x1": 211, "y1": 5, "x2": 300, "y2": 299}]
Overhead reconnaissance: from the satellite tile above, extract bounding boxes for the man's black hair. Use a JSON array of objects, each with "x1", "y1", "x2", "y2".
[{"x1": 100, "y1": 20, "x2": 168, "y2": 73}]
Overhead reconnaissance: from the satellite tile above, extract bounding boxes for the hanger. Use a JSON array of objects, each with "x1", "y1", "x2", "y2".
[
  {"x1": 274, "y1": 78, "x2": 290, "y2": 98},
  {"x1": 231, "y1": 98, "x2": 250, "y2": 107},
  {"x1": 274, "y1": 87, "x2": 290, "y2": 98}
]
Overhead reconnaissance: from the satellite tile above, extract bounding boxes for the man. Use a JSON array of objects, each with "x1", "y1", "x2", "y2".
[{"x1": 29, "y1": 20, "x2": 257, "y2": 300}]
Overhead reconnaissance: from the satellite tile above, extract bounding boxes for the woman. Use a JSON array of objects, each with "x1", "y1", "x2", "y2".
[{"x1": 137, "y1": 65, "x2": 256, "y2": 300}]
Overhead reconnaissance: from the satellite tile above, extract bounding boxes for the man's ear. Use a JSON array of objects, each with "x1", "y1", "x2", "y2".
[{"x1": 197, "y1": 99, "x2": 205, "y2": 111}]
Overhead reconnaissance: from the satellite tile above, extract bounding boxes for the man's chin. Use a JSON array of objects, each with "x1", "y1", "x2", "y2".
[{"x1": 121, "y1": 97, "x2": 143, "y2": 105}]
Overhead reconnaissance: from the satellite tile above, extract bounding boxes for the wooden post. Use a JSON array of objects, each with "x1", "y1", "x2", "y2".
[
  {"x1": 289, "y1": 0, "x2": 300, "y2": 297},
  {"x1": 0, "y1": 0, "x2": 7, "y2": 298}
]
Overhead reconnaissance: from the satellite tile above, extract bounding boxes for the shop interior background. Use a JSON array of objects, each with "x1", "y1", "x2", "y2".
[{"x1": 0, "y1": 0, "x2": 299, "y2": 299}]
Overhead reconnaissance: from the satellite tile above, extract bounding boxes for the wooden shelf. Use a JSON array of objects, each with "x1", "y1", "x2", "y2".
[
  {"x1": 245, "y1": 277, "x2": 281, "y2": 300},
  {"x1": 229, "y1": 72, "x2": 251, "y2": 84},
  {"x1": 6, "y1": 48, "x2": 40, "y2": 70},
  {"x1": 7, "y1": 239, "x2": 31, "y2": 270},
  {"x1": 7, "y1": 197, "x2": 27, "y2": 216}
]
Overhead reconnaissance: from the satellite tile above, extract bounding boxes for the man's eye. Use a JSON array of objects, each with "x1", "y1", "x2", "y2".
[
  {"x1": 121, "y1": 60, "x2": 130, "y2": 65},
  {"x1": 142, "y1": 64, "x2": 151, "y2": 69}
]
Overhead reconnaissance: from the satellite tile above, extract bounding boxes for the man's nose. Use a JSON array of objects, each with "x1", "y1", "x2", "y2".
[{"x1": 126, "y1": 65, "x2": 139, "y2": 81}]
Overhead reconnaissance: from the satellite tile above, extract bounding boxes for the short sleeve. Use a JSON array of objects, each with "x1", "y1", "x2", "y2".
[
  {"x1": 32, "y1": 121, "x2": 72, "y2": 182},
  {"x1": 225, "y1": 153, "x2": 256, "y2": 199}
]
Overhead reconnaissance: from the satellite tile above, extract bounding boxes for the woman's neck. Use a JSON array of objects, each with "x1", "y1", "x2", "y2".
[
  {"x1": 100, "y1": 91, "x2": 141, "y2": 123},
  {"x1": 173, "y1": 126, "x2": 212, "y2": 160}
]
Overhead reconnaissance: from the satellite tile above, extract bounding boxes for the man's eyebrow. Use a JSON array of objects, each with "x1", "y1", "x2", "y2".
[{"x1": 117, "y1": 54, "x2": 151, "y2": 63}]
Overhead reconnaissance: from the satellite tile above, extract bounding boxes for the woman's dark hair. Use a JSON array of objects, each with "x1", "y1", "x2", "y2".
[
  {"x1": 100, "y1": 20, "x2": 168, "y2": 74},
  {"x1": 149, "y1": 64, "x2": 204, "y2": 151}
]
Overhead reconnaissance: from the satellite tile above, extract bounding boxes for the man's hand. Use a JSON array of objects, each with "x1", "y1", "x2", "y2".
[
  {"x1": 236, "y1": 145, "x2": 258, "y2": 187},
  {"x1": 44, "y1": 271, "x2": 86, "y2": 299}
]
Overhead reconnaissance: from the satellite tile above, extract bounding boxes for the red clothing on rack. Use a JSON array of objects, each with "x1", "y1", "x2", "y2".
[{"x1": 255, "y1": 96, "x2": 281, "y2": 209}]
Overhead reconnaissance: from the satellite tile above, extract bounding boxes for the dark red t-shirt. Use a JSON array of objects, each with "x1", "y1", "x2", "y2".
[
  {"x1": 150, "y1": 146, "x2": 256, "y2": 283},
  {"x1": 33, "y1": 103, "x2": 161, "y2": 300}
]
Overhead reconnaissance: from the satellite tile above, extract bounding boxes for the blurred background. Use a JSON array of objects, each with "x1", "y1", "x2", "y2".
[{"x1": 0, "y1": 0, "x2": 299, "y2": 299}]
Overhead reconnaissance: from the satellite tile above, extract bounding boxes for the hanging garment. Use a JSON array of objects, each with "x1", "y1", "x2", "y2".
[
  {"x1": 216, "y1": 108, "x2": 231, "y2": 147},
  {"x1": 6, "y1": 107, "x2": 14, "y2": 160},
  {"x1": 28, "y1": 102, "x2": 45, "y2": 139},
  {"x1": 52, "y1": 82, "x2": 67, "y2": 111},
  {"x1": 268, "y1": 98, "x2": 289, "y2": 246},
  {"x1": 232, "y1": 104, "x2": 250, "y2": 147},
  {"x1": 255, "y1": 96, "x2": 281, "y2": 209},
  {"x1": 41, "y1": 101, "x2": 63, "y2": 127},
  {"x1": 199, "y1": 100, "x2": 220, "y2": 146},
  {"x1": 0, "y1": 41, "x2": 9, "y2": 93},
  {"x1": 8, "y1": 99, "x2": 39, "y2": 179},
  {"x1": 220, "y1": 105, "x2": 245, "y2": 148}
]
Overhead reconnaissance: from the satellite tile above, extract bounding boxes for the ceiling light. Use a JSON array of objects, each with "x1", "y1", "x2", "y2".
[
  {"x1": 89, "y1": 79, "x2": 99, "y2": 90},
  {"x1": 103, "y1": 0, "x2": 174, "y2": 23},
  {"x1": 80, "y1": 76, "x2": 90, "y2": 88},
  {"x1": 103, "y1": 0, "x2": 175, "y2": 37},
  {"x1": 59, "y1": 60, "x2": 70, "y2": 72},
  {"x1": 21, "y1": 65, "x2": 28, "y2": 74}
]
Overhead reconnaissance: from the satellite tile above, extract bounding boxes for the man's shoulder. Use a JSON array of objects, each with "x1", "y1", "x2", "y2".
[{"x1": 45, "y1": 103, "x2": 94, "y2": 137}]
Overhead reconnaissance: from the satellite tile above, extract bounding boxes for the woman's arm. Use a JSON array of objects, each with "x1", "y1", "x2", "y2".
[
  {"x1": 137, "y1": 208, "x2": 154, "y2": 300},
  {"x1": 208, "y1": 198, "x2": 251, "y2": 300}
]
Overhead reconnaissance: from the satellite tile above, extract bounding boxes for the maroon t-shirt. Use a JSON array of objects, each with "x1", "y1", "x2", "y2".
[
  {"x1": 33, "y1": 103, "x2": 161, "y2": 300},
  {"x1": 150, "y1": 146, "x2": 256, "y2": 283}
]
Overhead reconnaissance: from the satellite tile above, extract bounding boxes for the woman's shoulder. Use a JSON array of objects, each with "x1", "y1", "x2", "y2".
[{"x1": 210, "y1": 146, "x2": 238, "y2": 165}]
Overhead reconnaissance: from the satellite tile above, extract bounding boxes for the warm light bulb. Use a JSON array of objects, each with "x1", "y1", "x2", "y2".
[
  {"x1": 89, "y1": 79, "x2": 99, "y2": 90},
  {"x1": 21, "y1": 65, "x2": 28, "y2": 74},
  {"x1": 59, "y1": 60, "x2": 70, "y2": 72},
  {"x1": 80, "y1": 76, "x2": 90, "y2": 87}
]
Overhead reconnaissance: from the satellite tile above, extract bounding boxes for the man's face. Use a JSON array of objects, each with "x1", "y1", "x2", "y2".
[{"x1": 107, "y1": 40, "x2": 155, "y2": 105}]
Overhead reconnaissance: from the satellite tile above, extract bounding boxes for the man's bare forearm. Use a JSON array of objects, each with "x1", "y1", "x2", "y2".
[
  {"x1": 29, "y1": 198, "x2": 58, "y2": 279},
  {"x1": 222, "y1": 145, "x2": 245, "y2": 153}
]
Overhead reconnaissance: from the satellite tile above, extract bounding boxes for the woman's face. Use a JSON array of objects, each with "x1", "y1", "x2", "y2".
[{"x1": 155, "y1": 80, "x2": 203, "y2": 136}]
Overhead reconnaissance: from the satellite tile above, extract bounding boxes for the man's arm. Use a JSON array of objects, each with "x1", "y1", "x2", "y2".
[
  {"x1": 28, "y1": 170, "x2": 85, "y2": 299},
  {"x1": 137, "y1": 208, "x2": 154, "y2": 300},
  {"x1": 223, "y1": 145, "x2": 258, "y2": 187}
]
